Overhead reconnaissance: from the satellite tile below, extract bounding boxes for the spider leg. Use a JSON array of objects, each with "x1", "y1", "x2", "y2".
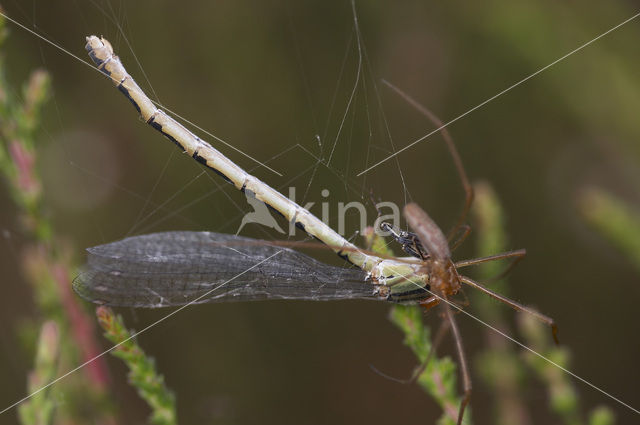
[
  {"x1": 460, "y1": 275, "x2": 559, "y2": 344},
  {"x1": 419, "y1": 295, "x2": 440, "y2": 312},
  {"x1": 449, "y1": 224, "x2": 471, "y2": 252},
  {"x1": 444, "y1": 298, "x2": 472, "y2": 425}
]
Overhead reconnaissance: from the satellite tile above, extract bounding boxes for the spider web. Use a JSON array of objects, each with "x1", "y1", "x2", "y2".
[{"x1": 1, "y1": 0, "x2": 639, "y2": 424}]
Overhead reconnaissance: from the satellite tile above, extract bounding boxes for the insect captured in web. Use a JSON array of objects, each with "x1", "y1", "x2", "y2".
[{"x1": 75, "y1": 36, "x2": 559, "y2": 425}]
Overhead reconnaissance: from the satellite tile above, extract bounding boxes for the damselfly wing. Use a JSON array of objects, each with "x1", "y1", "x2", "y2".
[{"x1": 73, "y1": 231, "x2": 380, "y2": 308}]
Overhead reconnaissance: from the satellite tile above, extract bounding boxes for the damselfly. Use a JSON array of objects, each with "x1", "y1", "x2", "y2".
[{"x1": 76, "y1": 36, "x2": 558, "y2": 425}]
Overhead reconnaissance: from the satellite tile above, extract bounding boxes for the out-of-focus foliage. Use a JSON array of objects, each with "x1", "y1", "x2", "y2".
[
  {"x1": 578, "y1": 188, "x2": 640, "y2": 272},
  {"x1": 0, "y1": 11, "x2": 113, "y2": 425},
  {"x1": 473, "y1": 182, "x2": 614, "y2": 425},
  {"x1": 97, "y1": 307, "x2": 176, "y2": 425}
]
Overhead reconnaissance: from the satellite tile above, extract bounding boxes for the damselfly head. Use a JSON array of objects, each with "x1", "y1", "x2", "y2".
[{"x1": 380, "y1": 221, "x2": 430, "y2": 260}]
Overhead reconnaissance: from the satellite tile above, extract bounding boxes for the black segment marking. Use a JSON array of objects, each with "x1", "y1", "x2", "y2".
[
  {"x1": 211, "y1": 168, "x2": 232, "y2": 184},
  {"x1": 86, "y1": 51, "x2": 100, "y2": 64},
  {"x1": 149, "y1": 119, "x2": 184, "y2": 150},
  {"x1": 86, "y1": 49, "x2": 106, "y2": 68},
  {"x1": 117, "y1": 85, "x2": 141, "y2": 114},
  {"x1": 387, "y1": 286, "x2": 429, "y2": 303},
  {"x1": 266, "y1": 203, "x2": 285, "y2": 219},
  {"x1": 337, "y1": 251, "x2": 355, "y2": 266},
  {"x1": 98, "y1": 67, "x2": 110, "y2": 78},
  {"x1": 193, "y1": 152, "x2": 207, "y2": 165}
]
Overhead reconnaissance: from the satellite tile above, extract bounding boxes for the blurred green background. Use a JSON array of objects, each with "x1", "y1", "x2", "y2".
[{"x1": 0, "y1": 0, "x2": 639, "y2": 424}]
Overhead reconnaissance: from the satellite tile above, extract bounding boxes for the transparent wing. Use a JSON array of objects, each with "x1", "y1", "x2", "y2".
[{"x1": 73, "y1": 231, "x2": 377, "y2": 308}]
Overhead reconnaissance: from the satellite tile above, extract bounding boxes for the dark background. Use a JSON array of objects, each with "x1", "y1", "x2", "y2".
[{"x1": 1, "y1": 1, "x2": 639, "y2": 424}]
